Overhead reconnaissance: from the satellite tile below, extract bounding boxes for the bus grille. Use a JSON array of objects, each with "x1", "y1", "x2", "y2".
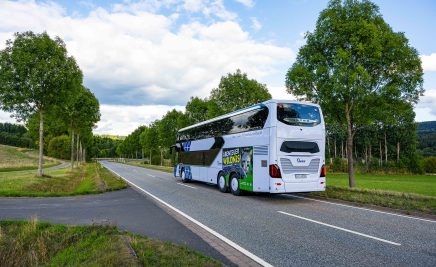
[
  {"x1": 254, "y1": 146, "x2": 268, "y2": 155},
  {"x1": 280, "y1": 158, "x2": 320, "y2": 174}
]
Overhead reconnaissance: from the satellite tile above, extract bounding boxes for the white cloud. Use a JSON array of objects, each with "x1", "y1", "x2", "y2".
[
  {"x1": 0, "y1": 0, "x2": 295, "y2": 134},
  {"x1": 421, "y1": 53, "x2": 436, "y2": 72},
  {"x1": 415, "y1": 89, "x2": 436, "y2": 121},
  {"x1": 250, "y1": 17, "x2": 261, "y2": 31},
  {"x1": 0, "y1": 0, "x2": 293, "y2": 108},
  {"x1": 95, "y1": 104, "x2": 185, "y2": 136},
  {"x1": 0, "y1": 110, "x2": 17, "y2": 124},
  {"x1": 235, "y1": 0, "x2": 254, "y2": 8}
]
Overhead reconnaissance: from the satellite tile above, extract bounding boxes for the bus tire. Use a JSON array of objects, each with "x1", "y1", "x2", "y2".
[
  {"x1": 181, "y1": 169, "x2": 189, "y2": 183},
  {"x1": 217, "y1": 172, "x2": 227, "y2": 193},
  {"x1": 230, "y1": 173, "x2": 242, "y2": 196}
]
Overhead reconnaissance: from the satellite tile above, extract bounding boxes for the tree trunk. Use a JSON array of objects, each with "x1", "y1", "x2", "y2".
[
  {"x1": 79, "y1": 142, "x2": 83, "y2": 163},
  {"x1": 341, "y1": 141, "x2": 344, "y2": 159},
  {"x1": 379, "y1": 141, "x2": 382, "y2": 166},
  {"x1": 334, "y1": 138, "x2": 337, "y2": 158},
  {"x1": 83, "y1": 148, "x2": 86, "y2": 163},
  {"x1": 369, "y1": 145, "x2": 372, "y2": 161},
  {"x1": 384, "y1": 131, "x2": 387, "y2": 163},
  {"x1": 327, "y1": 137, "x2": 330, "y2": 159},
  {"x1": 37, "y1": 110, "x2": 44, "y2": 177},
  {"x1": 76, "y1": 134, "x2": 80, "y2": 166},
  {"x1": 71, "y1": 129, "x2": 75, "y2": 172},
  {"x1": 345, "y1": 106, "x2": 355, "y2": 188},
  {"x1": 160, "y1": 149, "x2": 163, "y2": 166},
  {"x1": 397, "y1": 142, "x2": 400, "y2": 162}
]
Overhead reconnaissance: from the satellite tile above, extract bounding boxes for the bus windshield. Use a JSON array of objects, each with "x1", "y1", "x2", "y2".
[{"x1": 277, "y1": 103, "x2": 321, "y2": 127}]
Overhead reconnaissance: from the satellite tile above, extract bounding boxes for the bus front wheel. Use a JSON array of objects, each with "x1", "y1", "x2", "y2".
[
  {"x1": 230, "y1": 173, "x2": 242, "y2": 196},
  {"x1": 217, "y1": 173, "x2": 227, "y2": 193}
]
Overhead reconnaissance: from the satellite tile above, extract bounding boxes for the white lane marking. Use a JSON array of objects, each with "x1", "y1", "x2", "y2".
[
  {"x1": 278, "y1": 211, "x2": 401, "y2": 246},
  {"x1": 177, "y1": 183, "x2": 197, "y2": 189},
  {"x1": 104, "y1": 164, "x2": 273, "y2": 267},
  {"x1": 146, "y1": 174, "x2": 156, "y2": 178},
  {"x1": 285, "y1": 194, "x2": 436, "y2": 223}
]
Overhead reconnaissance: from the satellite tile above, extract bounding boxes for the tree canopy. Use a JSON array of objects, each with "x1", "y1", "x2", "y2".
[
  {"x1": 285, "y1": 0, "x2": 424, "y2": 186},
  {"x1": 210, "y1": 69, "x2": 271, "y2": 114}
]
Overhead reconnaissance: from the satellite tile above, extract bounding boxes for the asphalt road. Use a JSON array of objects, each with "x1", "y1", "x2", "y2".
[
  {"x1": 0, "y1": 187, "x2": 234, "y2": 266},
  {"x1": 100, "y1": 161, "x2": 436, "y2": 267}
]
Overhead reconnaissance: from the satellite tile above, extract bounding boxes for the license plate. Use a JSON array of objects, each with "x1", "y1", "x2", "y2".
[{"x1": 295, "y1": 174, "x2": 307, "y2": 179}]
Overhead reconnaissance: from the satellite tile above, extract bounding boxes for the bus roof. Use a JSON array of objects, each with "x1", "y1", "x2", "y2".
[{"x1": 178, "y1": 99, "x2": 319, "y2": 132}]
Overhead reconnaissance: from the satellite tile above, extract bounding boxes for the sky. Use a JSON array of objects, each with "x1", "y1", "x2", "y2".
[{"x1": 0, "y1": 0, "x2": 435, "y2": 135}]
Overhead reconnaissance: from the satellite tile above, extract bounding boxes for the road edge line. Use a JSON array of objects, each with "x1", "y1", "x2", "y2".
[
  {"x1": 278, "y1": 211, "x2": 401, "y2": 246},
  {"x1": 103, "y1": 163, "x2": 273, "y2": 267},
  {"x1": 287, "y1": 194, "x2": 436, "y2": 223}
]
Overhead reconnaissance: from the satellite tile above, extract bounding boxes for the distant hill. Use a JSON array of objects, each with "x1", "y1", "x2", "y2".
[
  {"x1": 417, "y1": 121, "x2": 436, "y2": 157},
  {"x1": 97, "y1": 134, "x2": 126, "y2": 140}
]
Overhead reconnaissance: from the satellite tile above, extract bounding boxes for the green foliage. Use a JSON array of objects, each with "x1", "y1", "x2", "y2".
[
  {"x1": 0, "y1": 123, "x2": 34, "y2": 148},
  {"x1": 87, "y1": 135, "x2": 121, "y2": 158},
  {"x1": 417, "y1": 121, "x2": 436, "y2": 157},
  {"x1": 423, "y1": 157, "x2": 436, "y2": 173},
  {"x1": 0, "y1": 31, "x2": 83, "y2": 119},
  {"x1": 48, "y1": 135, "x2": 71, "y2": 160},
  {"x1": 210, "y1": 69, "x2": 271, "y2": 114}
]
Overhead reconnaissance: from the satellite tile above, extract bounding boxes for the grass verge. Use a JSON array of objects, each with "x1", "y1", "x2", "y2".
[
  {"x1": 0, "y1": 220, "x2": 221, "y2": 267},
  {"x1": 124, "y1": 161, "x2": 173, "y2": 173},
  {"x1": 0, "y1": 163, "x2": 127, "y2": 197},
  {"x1": 326, "y1": 173, "x2": 436, "y2": 197},
  {"x1": 310, "y1": 186, "x2": 436, "y2": 215}
]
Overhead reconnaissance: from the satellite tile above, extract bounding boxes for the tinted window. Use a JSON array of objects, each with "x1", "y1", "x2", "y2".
[
  {"x1": 277, "y1": 103, "x2": 321, "y2": 127},
  {"x1": 177, "y1": 106, "x2": 269, "y2": 142}
]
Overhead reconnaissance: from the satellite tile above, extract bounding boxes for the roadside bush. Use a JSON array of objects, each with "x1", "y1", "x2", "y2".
[
  {"x1": 48, "y1": 135, "x2": 71, "y2": 160},
  {"x1": 328, "y1": 157, "x2": 347, "y2": 172},
  {"x1": 424, "y1": 157, "x2": 436, "y2": 173}
]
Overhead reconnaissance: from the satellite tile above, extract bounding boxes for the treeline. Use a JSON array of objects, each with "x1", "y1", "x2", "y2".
[
  {"x1": 0, "y1": 123, "x2": 34, "y2": 148},
  {"x1": 326, "y1": 122, "x2": 422, "y2": 173},
  {"x1": 417, "y1": 121, "x2": 436, "y2": 157},
  {"x1": 116, "y1": 70, "x2": 271, "y2": 165}
]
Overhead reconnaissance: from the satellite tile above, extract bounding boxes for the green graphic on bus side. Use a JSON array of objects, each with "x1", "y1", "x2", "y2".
[{"x1": 222, "y1": 146, "x2": 254, "y2": 192}]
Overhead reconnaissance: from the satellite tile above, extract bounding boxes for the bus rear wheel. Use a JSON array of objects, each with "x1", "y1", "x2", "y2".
[
  {"x1": 181, "y1": 170, "x2": 189, "y2": 183},
  {"x1": 217, "y1": 173, "x2": 227, "y2": 193},
  {"x1": 230, "y1": 173, "x2": 242, "y2": 196}
]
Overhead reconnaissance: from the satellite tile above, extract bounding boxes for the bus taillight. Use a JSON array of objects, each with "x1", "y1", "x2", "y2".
[
  {"x1": 320, "y1": 164, "x2": 326, "y2": 177},
  {"x1": 269, "y1": 164, "x2": 282, "y2": 178}
]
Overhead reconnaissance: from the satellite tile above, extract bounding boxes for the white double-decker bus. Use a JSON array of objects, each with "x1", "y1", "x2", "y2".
[{"x1": 173, "y1": 99, "x2": 326, "y2": 195}]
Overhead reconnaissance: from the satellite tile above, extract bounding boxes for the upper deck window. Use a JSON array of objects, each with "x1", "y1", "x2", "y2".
[{"x1": 277, "y1": 103, "x2": 321, "y2": 127}]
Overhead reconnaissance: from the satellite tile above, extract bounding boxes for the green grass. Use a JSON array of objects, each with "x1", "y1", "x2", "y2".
[
  {"x1": 124, "y1": 161, "x2": 173, "y2": 173},
  {"x1": 310, "y1": 186, "x2": 436, "y2": 215},
  {"x1": 0, "y1": 163, "x2": 127, "y2": 197},
  {"x1": 0, "y1": 144, "x2": 59, "y2": 171},
  {"x1": 0, "y1": 220, "x2": 221, "y2": 267},
  {"x1": 326, "y1": 173, "x2": 436, "y2": 197}
]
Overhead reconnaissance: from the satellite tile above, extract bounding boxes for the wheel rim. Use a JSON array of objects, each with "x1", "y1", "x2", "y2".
[
  {"x1": 231, "y1": 177, "x2": 238, "y2": 192},
  {"x1": 219, "y1": 176, "x2": 225, "y2": 189}
]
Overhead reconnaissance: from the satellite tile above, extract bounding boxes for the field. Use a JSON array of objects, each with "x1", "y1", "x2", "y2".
[
  {"x1": 0, "y1": 220, "x2": 221, "y2": 267},
  {"x1": 326, "y1": 173, "x2": 436, "y2": 197},
  {"x1": 0, "y1": 144, "x2": 59, "y2": 171},
  {"x1": 0, "y1": 163, "x2": 127, "y2": 197}
]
